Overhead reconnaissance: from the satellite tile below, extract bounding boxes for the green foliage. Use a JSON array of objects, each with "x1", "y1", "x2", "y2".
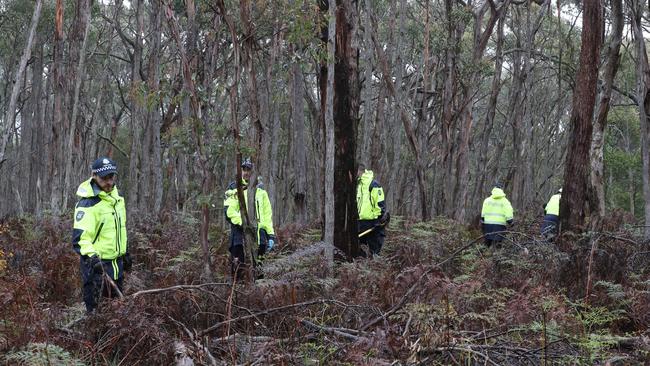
[
  {"x1": 285, "y1": 0, "x2": 323, "y2": 48},
  {"x1": 393, "y1": 301, "x2": 458, "y2": 347},
  {"x1": 169, "y1": 245, "x2": 201, "y2": 266},
  {"x1": 461, "y1": 287, "x2": 515, "y2": 328},
  {"x1": 456, "y1": 246, "x2": 481, "y2": 276},
  {"x1": 604, "y1": 107, "x2": 643, "y2": 217},
  {"x1": 571, "y1": 302, "x2": 625, "y2": 332},
  {"x1": 528, "y1": 318, "x2": 562, "y2": 343},
  {"x1": 3, "y1": 343, "x2": 85, "y2": 366},
  {"x1": 0, "y1": 0, "x2": 38, "y2": 56},
  {"x1": 575, "y1": 333, "x2": 621, "y2": 365},
  {"x1": 595, "y1": 280, "x2": 627, "y2": 303},
  {"x1": 302, "y1": 228, "x2": 322, "y2": 242},
  {"x1": 298, "y1": 340, "x2": 339, "y2": 365}
]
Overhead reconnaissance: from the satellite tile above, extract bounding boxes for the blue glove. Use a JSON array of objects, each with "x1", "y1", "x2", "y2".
[{"x1": 267, "y1": 239, "x2": 274, "y2": 251}]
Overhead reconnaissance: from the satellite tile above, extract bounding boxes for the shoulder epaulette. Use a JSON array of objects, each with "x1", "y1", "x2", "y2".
[{"x1": 76, "y1": 197, "x2": 102, "y2": 208}]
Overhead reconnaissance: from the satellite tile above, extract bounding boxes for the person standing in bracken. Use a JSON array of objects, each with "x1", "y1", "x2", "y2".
[
  {"x1": 72, "y1": 157, "x2": 131, "y2": 313},
  {"x1": 223, "y1": 158, "x2": 276, "y2": 279},
  {"x1": 480, "y1": 183, "x2": 514, "y2": 247},
  {"x1": 357, "y1": 163, "x2": 388, "y2": 256}
]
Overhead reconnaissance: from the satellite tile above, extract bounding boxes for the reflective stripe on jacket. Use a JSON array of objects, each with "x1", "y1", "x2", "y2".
[
  {"x1": 481, "y1": 187, "x2": 513, "y2": 225},
  {"x1": 223, "y1": 180, "x2": 275, "y2": 235}
]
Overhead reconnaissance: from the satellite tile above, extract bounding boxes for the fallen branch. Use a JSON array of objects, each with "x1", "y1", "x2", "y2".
[
  {"x1": 212, "y1": 332, "x2": 318, "y2": 344},
  {"x1": 600, "y1": 233, "x2": 639, "y2": 246},
  {"x1": 263, "y1": 241, "x2": 331, "y2": 275},
  {"x1": 168, "y1": 316, "x2": 217, "y2": 366},
  {"x1": 198, "y1": 299, "x2": 348, "y2": 337},
  {"x1": 435, "y1": 346, "x2": 500, "y2": 366},
  {"x1": 300, "y1": 319, "x2": 369, "y2": 342},
  {"x1": 131, "y1": 283, "x2": 230, "y2": 298},
  {"x1": 213, "y1": 334, "x2": 277, "y2": 343}
]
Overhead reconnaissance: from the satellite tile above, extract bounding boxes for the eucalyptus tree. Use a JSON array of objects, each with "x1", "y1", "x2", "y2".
[
  {"x1": 560, "y1": 0, "x2": 603, "y2": 231},
  {"x1": 630, "y1": 0, "x2": 650, "y2": 238}
]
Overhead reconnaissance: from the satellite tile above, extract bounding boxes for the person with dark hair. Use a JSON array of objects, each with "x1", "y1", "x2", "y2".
[
  {"x1": 73, "y1": 157, "x2": 131, "y2": 313},
  {"x1": 357, "y1": 163, "x2": 388, "y2": 256},
  {"x1": 541, "y1": 188, "x2": 562, "y2": 241},
  {"x1": 480, "y1": 183, "x2": 514, "y2": 247},
  {"x1": 223, "y1": 158, "x2": 275, "y2": 279}
]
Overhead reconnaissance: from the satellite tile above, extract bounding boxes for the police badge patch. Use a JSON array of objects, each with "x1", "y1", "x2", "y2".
[{"x1": 76, "y1": 211, "x2": 85, "y2": 222}]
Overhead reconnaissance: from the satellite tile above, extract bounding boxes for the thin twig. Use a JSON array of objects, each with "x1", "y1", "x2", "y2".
[
  {"x1": 131, "y1": 282, "x2": 230, "y2": 297},
  {"x1": 437, "y1": 346, "x2": 500, "y2": 366},
  {"x1": 300, "y1": 319, "x2": 366, "y2": 341},
  {"x1": 103, "y1": 273, "x2": 124, "y2": 298},
  {"x1": 167, "y1": 315, "x2": 218, "y2": 366},
  {"x1": 199, "y1": 299, "x2": 348, "y2": 337}
]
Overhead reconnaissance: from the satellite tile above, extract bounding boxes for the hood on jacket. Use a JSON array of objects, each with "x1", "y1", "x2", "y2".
[
  {"x1": 76, "y1": 178, "x2": 102, "y2": 198},
  {"x1": 359, "y1": 170, "x2": 374, "y2": 185},
  {"x1": 491, "y1": 187, "x2": 506, "y2": 198},
  {"x1": 76, "y1": 178, "x2": 119, "y2": 198}
]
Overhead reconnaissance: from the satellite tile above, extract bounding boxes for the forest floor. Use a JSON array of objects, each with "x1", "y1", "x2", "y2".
[{"x1": 1, "y1": 212, "x2": 649, "y2": 365}]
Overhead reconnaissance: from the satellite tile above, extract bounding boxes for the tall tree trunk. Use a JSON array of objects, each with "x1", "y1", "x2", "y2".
[
  {"x1": 126, "y1": 0, "x2": 144, "y2": 212},
  {"x1": 452, "y1": 0, "x2": 508, "y2": 221},
  {"x1": 165, "y1": 0, "x2": 212, "y2": 277},
  {"x1": 264, "y1": 22, "x2": 282, "y2": 213},
  {"x1": 359, "y1": 0, "x2": 374, "y2": 161},
  {"x1": 28, "y1": 40, "x2": 45, "y2": 214},
  {"x1": 63, "y1": 0, "x2": 92, "y2": 210},
  {"x1": 321, "y1": 0, "x2": 336, "y2": 265},
  {"x1": 51, "y1": 0, "x2": 66, "y2": 214},
  {"x1": 332, "y1": 0, "x2": 361, "y2": 259},
  {"x1": 589, "y1": 0, "x2": 623, "y2": 224},
  {"x1": 559, "y1": 0, "x2": 602, "y2": 231},
  {"x1": 0, "y1": 0, "x2": 42, "y2": 214},
  {"x1": 368, "y1": 0, "x2": 427, "y2": 220},
  {"x1": 240, "y1": 0, "x2": 263, "y2": 225},
  {"x1": 473, "y1": 15, "x2": 505, "y2": 218},
  {"x1": 291, "y1": 53, "x2": 308, "y2": 224},
  {"x1": 631, "y1": 0, "x2": 650, "y2": 239},
  {"x1": 386, "y1": 0, "x2": 406, "y2": 215},
  {"x1": 38, "y1": 52, "x2": 52, "y2": 216},
  {"x1": 148, "y1": 0, "x2": 163, "y2": 213},
  {"x1": 508, "y1": 1, "x2": 548, "y2": 212},
  {"x1": 440, "y1": 0, "x2": 465, "y2": 218},
  {"x1": 370, "y1": 84, "x2": 386, "y2": 173}
]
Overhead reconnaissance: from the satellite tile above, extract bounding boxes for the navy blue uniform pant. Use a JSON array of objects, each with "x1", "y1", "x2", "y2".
[
  {"x1": 482, "y1": 223, "x2": 507, "y2": 247},
  {"x1": 359, "y1": 219, "x2": 385, "y2": 255},
  {"x1": 80, "y1": 256, "x2": 124, "y2": 313}
]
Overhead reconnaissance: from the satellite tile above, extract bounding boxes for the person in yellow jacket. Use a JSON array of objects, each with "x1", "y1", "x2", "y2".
[
  {"x1": 357, "y1": 164, "x2": 388, "y2": 255},
  {"x1": 223, "y1": 158, "x2": 275, "y2": 276},
  {"x1": 480, "y1": 183, "x2": 514, "y2": 247},
  {"x1": 541, "y1": 188, "x2": 561, "y2": 240},
  {"x1": 72, "y1": 157, "x2": 131, "y2": 313}
]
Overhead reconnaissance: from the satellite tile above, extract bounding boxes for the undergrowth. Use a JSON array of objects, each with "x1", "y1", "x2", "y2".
[{"x1": 0, "y1": 212, "x2": 648, "y2": 364}]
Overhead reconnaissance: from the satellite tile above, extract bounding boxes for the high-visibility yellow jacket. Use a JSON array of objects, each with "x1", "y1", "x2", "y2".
[
  {"x1": 481, "y1": 187, "x2": 514, "y2": 226},
  {"x1": 545, "y1": 193, "x2": 561, "y2": 216},
  {"x1": 357, "y1": 170, "x2": 386, "y2": 221},
  {"x1": 72, "y1": 178, "x2": 128, "y2": 264},
  {"x1": 223, "y1": 180, "x2": 275, "y2": 236}
]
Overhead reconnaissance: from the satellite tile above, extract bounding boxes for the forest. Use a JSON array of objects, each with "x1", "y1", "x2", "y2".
[{"x1": 1, "y1": 0, "x2": 650, "y2": 364}]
